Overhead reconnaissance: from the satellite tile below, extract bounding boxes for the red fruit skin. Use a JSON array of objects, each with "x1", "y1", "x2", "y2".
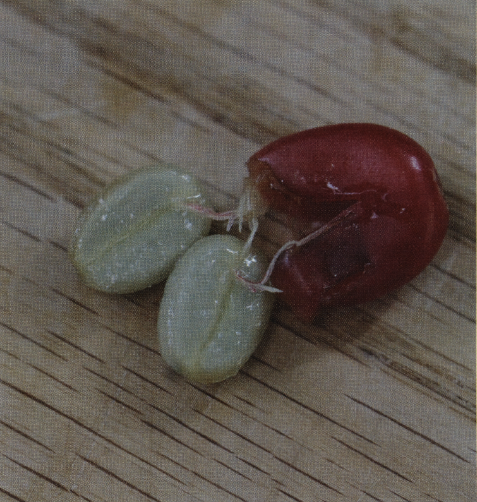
[{"x1": 247, "y1": 123, "x2": 449, "y2": 321}]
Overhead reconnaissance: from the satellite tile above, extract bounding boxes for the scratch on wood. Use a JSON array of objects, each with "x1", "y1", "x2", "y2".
[
  {"x1": 49, "y1": 289, "x2": 99, "y2": 316},
  {"x1": 28, "y1": 363, "x2": 79, "y2": 392},
  {"x1": 0, "y1": 486, "x2": 29, "y2": 502},
  {"x1": 346, "y1": 395, "x2": 470, "y2": 463},
  {"x1": 121, "y1": 366, "x2": 174, "y2": 396},
  {"x1": 1, "y1": 321, "x2": 68, "y2": 361},
  {"x1": 46, "y1": 329, "x2": 105, "y2": 364},
  {"x1": 76, "y1": 455, "x2": 163, "y2": 502},
  {"x1": 106, "y1": 327, "x2": 161, "y2": 356},
  {"x1": 1, "y1": 220, "x2": 41, "y2": 243},
  {"x1": 3, "y1": 454, "x2": 70, "y2": 492},
  {"x1": 279, "y1": 458, "x2": 344, "y2": 496},
  {"x1": 243, "y1": 371, "x2": 379, "y2": 445},
  {"x1": 141, "y1": 419, "x2": 204, "y2": 456},
  {"x1": 0, "y1": 419, "x2": 54, "y2": 452},
  {"x1": 94, "y1": 388, "x2": 143, "y2": 414},
  {"x1": 0, "y1": 170, "x2": 55, "y2": 201},
  {"x1": 332, "y1": 437, "x2": 413, "y2": 482}
]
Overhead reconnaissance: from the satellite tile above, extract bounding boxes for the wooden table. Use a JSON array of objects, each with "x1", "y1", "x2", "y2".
[{"x1": 0, "y1": 2, "x2": 474, "y2": 501}]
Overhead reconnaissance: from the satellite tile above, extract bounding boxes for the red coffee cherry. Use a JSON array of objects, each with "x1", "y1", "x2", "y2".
[{"x1": 248, "y1": 123, "x2": 449, "y2": 321}]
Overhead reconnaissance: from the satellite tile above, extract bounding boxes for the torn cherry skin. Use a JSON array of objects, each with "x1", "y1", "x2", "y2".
[{"x1": 248, "y1": 123, "x2": 449, "y2": 321}]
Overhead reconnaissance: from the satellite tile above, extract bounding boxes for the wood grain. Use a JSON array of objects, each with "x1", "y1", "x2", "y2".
[{"x1": 0, "y1": 1, "x2": 474, "y2": 501}]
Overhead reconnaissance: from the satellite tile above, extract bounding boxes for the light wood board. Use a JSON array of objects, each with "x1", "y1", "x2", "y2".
[{"x1": 0, "y1": 1, "x2": 475, "y2": 501}]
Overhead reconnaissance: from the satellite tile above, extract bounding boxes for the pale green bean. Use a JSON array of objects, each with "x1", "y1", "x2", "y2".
[
  {"x1": 158, "y1": 234, "x2": 274, "y2": 383},
  {"x1": 70, "y1": 166, "x2": 211, "y2": 293}
]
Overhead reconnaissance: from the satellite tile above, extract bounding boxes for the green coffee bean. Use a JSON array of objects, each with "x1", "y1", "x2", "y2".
[
  {"x1": 70, "y1": 166, "x2": 211, "y2": 293},
  {"x1": 158, "y1": 234, "x2": 274, "y2": 384}
]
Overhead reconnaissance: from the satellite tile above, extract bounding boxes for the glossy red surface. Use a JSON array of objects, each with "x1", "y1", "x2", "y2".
[{"x1": 248, "y1": 123, "x2": 449, "y2": 321}]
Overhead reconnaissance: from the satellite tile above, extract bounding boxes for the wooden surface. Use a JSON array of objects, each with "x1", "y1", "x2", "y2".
[{"x1": 0, "y1": 1, "x2": 475, "y2": 501}]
